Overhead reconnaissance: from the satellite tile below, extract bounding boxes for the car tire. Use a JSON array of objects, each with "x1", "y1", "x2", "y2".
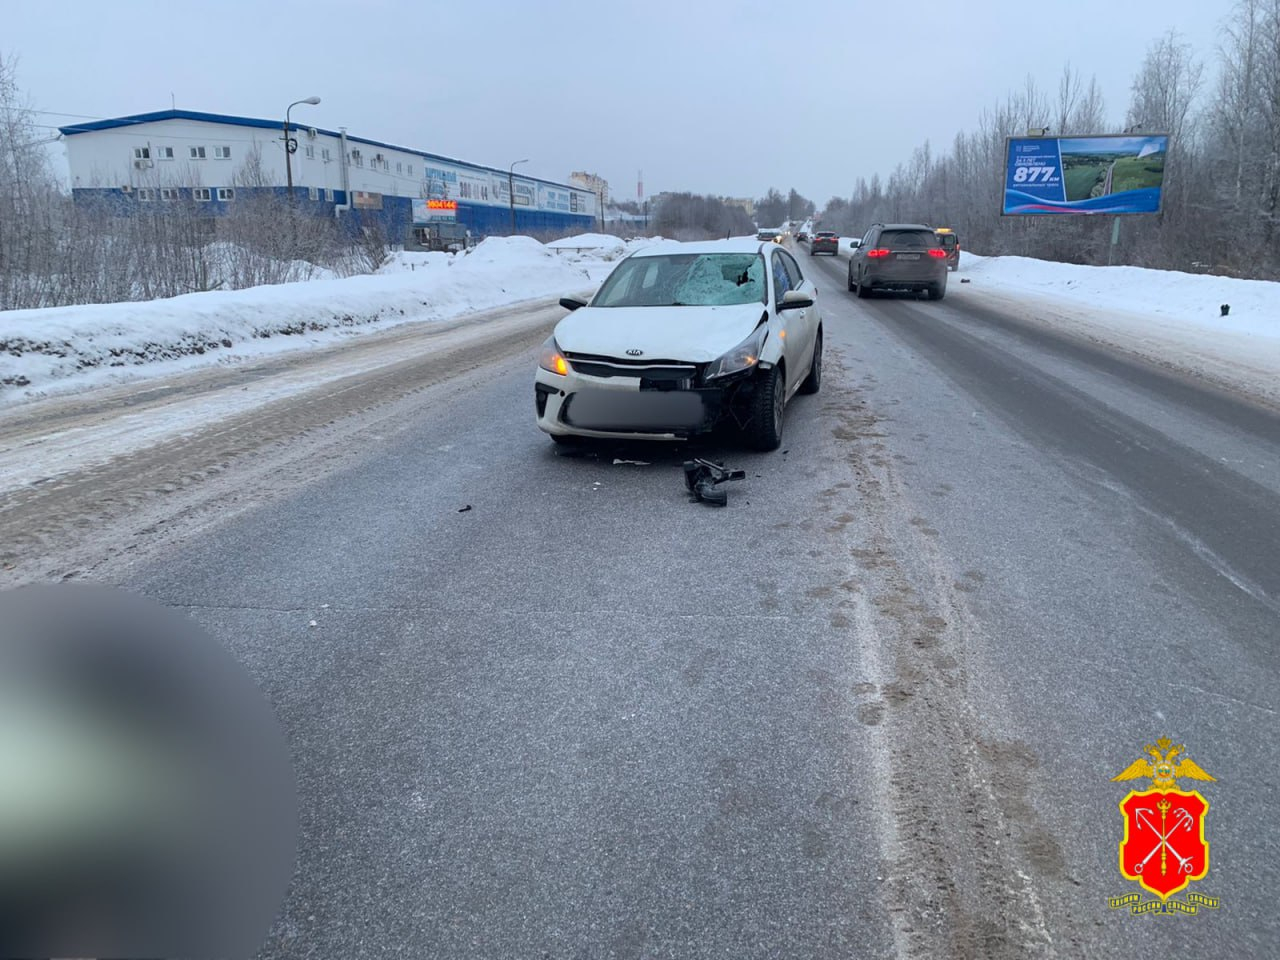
[
  {"x1": 847, "y1": 270, "x2": 855, "y2": 292},
  {"x1": 746, "y1": 365, "x2": 785, "y2": 451},
  {"x1": 799, "y1": 330, "x2": 822, "y2": 395},
  {"x1": 927, "y1": 283, "x2": 946, "y2": 301},
  {"x1": 856, "y1": 273, "x2": 872, "y2": 298},
  {"x1": 549, "y1": 434, "x2": 574, "y2": 445}
]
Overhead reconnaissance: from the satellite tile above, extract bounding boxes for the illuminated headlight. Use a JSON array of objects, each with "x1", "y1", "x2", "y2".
[
  {"x1": 538, "y1": 336, "x2": 570, "y2": 376},
  {"x1": 704, "y1": 326, "x2": 767, "y2": 381}
]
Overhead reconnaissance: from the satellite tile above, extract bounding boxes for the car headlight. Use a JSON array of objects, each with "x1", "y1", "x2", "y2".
[
  {"x1": 538, "y1": 336, "x2": 570, "y2": 376},
  {"x1": 704, "y1": 326, "x2": 767, "y2": 381}
]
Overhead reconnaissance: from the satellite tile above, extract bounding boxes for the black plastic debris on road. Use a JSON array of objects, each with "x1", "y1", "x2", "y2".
[
  {"x1": 683, "y1": 458, "x2": 746, "y2": 507},
  {"x1": 458, "y1": 505, "x2": 472, "y2": 513}
]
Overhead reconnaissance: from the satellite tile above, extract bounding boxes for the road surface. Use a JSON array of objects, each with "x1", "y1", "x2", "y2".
[{"x1": 3, "y1": 250, "x2": 1277, "y2": 958}]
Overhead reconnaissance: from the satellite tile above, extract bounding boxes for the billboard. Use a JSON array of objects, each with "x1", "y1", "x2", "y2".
[{"x1": 1003, "y1": 134, "x2": 1168, "y2": 215}]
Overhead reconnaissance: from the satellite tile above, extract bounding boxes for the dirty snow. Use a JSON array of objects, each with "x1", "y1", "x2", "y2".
[{"x1": 0, "y1": 237, "x2": 635, "y2": 405}]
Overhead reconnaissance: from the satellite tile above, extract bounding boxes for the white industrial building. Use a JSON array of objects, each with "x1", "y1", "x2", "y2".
[{"x1": 59, "y1": 109, "x2": 597, "y2": 239}]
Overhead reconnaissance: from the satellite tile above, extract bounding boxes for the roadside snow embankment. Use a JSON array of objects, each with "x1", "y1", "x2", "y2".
[
  {"x1": 0, "y1": 237, "x2": 624, "y2": 404},
  {"x1": 958, "y1": 251, "x2": 1280, "y2": 404}
]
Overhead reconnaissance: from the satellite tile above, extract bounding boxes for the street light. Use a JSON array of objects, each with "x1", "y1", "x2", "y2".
[
  {"x1": 284, "y1": 96, "x2": 321, "y2": 199},
  {"x1": 509, "y1": 159, "x2": 528, "y2": 235}
]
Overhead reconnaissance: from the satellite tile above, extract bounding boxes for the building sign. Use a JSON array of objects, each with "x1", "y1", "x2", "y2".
[
  {"x1": 412, "y1": 198, "x2": 457, "y2": 222},
  {"x1": 1003, "y1": 134, "x2": 1169, "y2": 215}
]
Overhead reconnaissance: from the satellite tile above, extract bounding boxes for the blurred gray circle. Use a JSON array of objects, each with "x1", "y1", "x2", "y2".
[{"x1": 0, "y1": 583, "x2": 297, "y2": 959}]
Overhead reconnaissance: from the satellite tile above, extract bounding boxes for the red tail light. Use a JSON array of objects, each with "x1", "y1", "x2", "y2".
[
  {"x1": 928, "y1": 249, "x2": 947, "y2": 259},
  {"x1": 866, "y1": 248, "x2": 890, "y2": 258}
]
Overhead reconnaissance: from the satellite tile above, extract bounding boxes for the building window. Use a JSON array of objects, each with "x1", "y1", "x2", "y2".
[
  {"x1": 216, "y1": 187, "x2": 234, "y2": 201},
  {"x1": 308, "y1": 186, "x2": 318, "y2": 201},
  {"x1": 214, "y1": 145, "x2": 231, "y2": 159},
  {"x1": 352, "y1": 153, "x2": 363, "y2": 167},
  {"x1": 157, "y1": 146, "x2": 174, "y2": 160},
  {"x1": 408, "y1": 164, "x2": 413, "y2": 176},
  {"x1": 137, "y1": 188, "x2": 154, "y2": 201},
  {"x1": 133, "y1": 146, "x2": 150, "y2": 160},
  {"x1": 305, "y1": 144, "x2": 315, "y2": 159},
  {"x1": 321, "y1": 148, "x2": 331, "y2": 162},
  {"x1": 160, "y1": 187, "x2": 180, "y2": 201},
  {"x1": 325, "y1": 188, "x2": 334, "y2": 202},
  {"x1": 193, "y1": 187, "x2": 211, "y2": 201},
  {"x1": 190, "y1": 146, "x2": 206, "y2": 159},
  {"x1": 396, "y1": 161, "x2": 402, "y2": 173}
]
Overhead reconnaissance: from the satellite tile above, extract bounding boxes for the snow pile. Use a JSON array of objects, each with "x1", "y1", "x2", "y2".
[
  {"x1": 959, "y1": 252, "x2": 1280, "y2": 343},
  {"x1": 546, "y1": 233, "x2": 626, "y2": 251},
  {"x1": 0, "y1": 237, "x2": 604, "y2": 403}
]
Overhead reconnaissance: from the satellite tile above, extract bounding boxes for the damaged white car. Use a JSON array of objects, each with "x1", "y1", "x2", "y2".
[{"x1": 534, "y1": 238, "x2": 822, "y2": 450}]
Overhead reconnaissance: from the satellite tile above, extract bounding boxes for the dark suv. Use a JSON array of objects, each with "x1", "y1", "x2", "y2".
[
  {"x1": 810, "y1": 231, "x2": 839, "y2": 256},
  {"x1": 847, "y1": 223, "x2": 947, "y2": 300}
]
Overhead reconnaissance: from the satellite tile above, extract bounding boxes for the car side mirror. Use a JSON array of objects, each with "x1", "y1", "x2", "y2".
[
  {"x1": 779, "y1": 289, "x2": 814, "y2": 311},
  {"x1": 849, "y1": 239, "x2": 861, "y2": 248},
  {"x1": 559, "y1": 296, "x2": 588, "y2": 311}
]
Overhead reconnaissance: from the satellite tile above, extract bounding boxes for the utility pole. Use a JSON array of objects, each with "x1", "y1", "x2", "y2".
[{"x1": 509, "y1": 158, "x2": 528, "y2": 235}]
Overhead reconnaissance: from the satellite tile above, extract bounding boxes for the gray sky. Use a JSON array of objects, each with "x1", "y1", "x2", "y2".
[{"x1": 10, "y1": 0, "x2": 1230, "y2": 205}]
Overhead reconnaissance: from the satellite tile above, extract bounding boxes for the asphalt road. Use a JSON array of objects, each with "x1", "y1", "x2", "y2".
[{"x1": 7, "y1": 250, "x2": 1279, "y2": 958}]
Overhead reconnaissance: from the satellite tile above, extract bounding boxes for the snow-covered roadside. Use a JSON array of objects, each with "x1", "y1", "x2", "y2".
[
  {"x1": 955, "y1": 252, "x2": 1280, "y2": 405},
  {"x1": 0, "y1": 236, "x2": 633, "y2": 406}
]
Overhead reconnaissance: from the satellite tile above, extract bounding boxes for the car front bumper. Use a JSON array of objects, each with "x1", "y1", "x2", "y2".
[{"x1": 535, "y1": 365, "x2": 760, "y2": 441}]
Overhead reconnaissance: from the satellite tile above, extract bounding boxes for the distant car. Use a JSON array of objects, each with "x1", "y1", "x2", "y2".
[
  {"x1": 796, "y1": 230, "x2": 809, "y2": 242},
  {"x1": 934, "y1": 227, "x2": 960, "y2": 271},
  {"x1": 810, "y1": 231, "x2": 839, "y2": 256},
  {"x1": 847, "y1": 223, "x2": 948, "y2": 299},
  {"x1": 535, "y1": 238, "x2": 823, "y2": 450},
  {"x1": 756, "y1": 227, "x2": 784, "y2": 243}
]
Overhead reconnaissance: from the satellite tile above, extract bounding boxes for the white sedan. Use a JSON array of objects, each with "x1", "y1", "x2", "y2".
[{"x1": 534, "y1": 238, "x2": 822, "y2": 450}]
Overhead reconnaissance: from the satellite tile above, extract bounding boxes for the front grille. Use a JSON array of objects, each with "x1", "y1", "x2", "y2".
[{"x1": 565, "y1": 352, "x2": 700, "y2": 382}]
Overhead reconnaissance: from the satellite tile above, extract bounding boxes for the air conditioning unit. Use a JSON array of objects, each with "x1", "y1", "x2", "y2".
[
  {"x1": 133, "y1": 159, "x2": 152, "y2": 169},
  {"x1": 374, "y1": 153, "x2": 384, "y2": 163},
  {"x1": 307, "y1": 127, "x2": 318, "y2": 139},
  {"x1": 350, "y1": 149, "x2": 361, "y2": 159},
  {"x1": 121, "y1": 184, "x2": 132, "y2": 193}
]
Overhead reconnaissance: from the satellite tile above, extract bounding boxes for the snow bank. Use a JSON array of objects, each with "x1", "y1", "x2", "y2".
[
  {"x1": 0, "y1": 237, "x2": 613, "y2": 404},
  {"x1": 959, "y1": 252, "x2": 1280, "y2": 344},
  {"x1": 546, "y1": 233, "x2": 626, "y2": 251}
]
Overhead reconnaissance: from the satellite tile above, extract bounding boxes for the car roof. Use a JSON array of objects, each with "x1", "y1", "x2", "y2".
[
  {"x1": 875, "y1": 223, "x2": 936, "y2": 231},
  {"x1": 631, "y1": 237, "x2": 776, "y2": 257}
]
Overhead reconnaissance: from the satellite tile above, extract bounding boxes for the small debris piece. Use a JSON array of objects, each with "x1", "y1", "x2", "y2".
[
  {"x1": 458, "y1": 504, "x2": 472, "y2": 513},
  {"x1": 960, "y1": 278, "x2": 971, "y2": 283},
  {"x1": 1220, "y1": 303, "x2": 1230, "y2": 316},
  {"x1": 683, "y1": 458, "x2": 746, "y2": 507}
]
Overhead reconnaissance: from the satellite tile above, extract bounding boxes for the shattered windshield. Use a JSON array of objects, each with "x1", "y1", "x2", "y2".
[{"x1": 592, "y1": 253, "x2": 766, "y2": 307}]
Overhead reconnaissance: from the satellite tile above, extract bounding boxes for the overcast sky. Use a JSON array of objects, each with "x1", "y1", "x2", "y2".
[{"x1": 9, "y1": 0, "x2": 1229, "y2": 205}]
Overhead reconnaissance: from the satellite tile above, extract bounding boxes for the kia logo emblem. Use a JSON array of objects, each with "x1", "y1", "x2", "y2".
[{"x1": 626, "y1": 348, "x2": 643, "y2": 356}]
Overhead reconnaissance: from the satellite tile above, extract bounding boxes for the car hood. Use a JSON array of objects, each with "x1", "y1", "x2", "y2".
[{"x1": 554, "y1": 303, "x2": 767, "y2": 364}]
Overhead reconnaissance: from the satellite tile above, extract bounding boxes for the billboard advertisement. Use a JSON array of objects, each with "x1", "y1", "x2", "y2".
[{"x1": 1003, "y1": 134, "x2": 1168, "y2": 215}]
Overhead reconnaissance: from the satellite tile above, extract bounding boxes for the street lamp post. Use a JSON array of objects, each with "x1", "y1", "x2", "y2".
[
  {"x1": 284, "y1": 96, "x2": 321, "y2": 199},
  {"x1": 508, "y1": 159, "x2": 528, "y2": 235}
]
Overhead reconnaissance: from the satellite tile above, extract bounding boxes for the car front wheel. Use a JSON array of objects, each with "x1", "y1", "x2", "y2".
[{"x1": 746, "y1": 366, "x2": 785, "y2": 451}]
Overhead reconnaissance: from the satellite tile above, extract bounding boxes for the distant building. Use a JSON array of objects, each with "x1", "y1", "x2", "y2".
[
  {"x1": 721, "y1": 197, "x2": 755, "y2": 217},
  {"x1": 58, "y1": 109, "x2": 596, "y2": 239},
  {"x1": 569, "y1": 171, "x2": 610, "y2": 206}
]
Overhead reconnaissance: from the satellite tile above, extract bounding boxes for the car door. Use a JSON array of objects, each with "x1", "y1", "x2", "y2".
[
  {"x1": 774, "y1": 250, "x2": 816, "y2": 393},
  {"x1": 855, "y1": 227, "x2": 877, "y2": 282}
]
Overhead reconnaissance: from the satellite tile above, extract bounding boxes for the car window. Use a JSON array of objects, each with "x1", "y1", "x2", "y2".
[
  {"x1": 861, "y1": 228, "x2": 876, "y2": 248},
  {"x1": 938, "y1": 234, "x2": 958, "y2": 248},
  {"x1": 779, "y1": 250, "x2": 804, "y2": 291},
  {"x1": 771, "y1": 253, "x2": 793, "y2": 303},
  {"x1": 593, "y1": 253, "x2": 766, "y2": 307},
  {"x1": 881, "y1": 229, "x2": 939, "y2": 249}
]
